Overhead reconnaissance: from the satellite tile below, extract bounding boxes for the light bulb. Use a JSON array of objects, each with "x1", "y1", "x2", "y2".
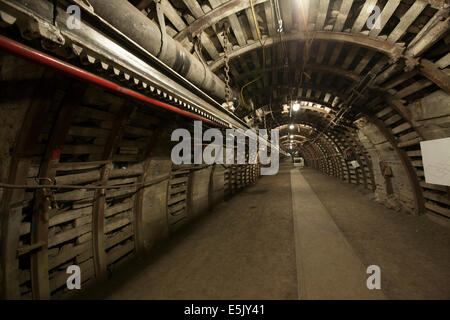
[
  {"x1": 292, "y1": 103, "x2": 300, "y2": 111},
  {"x1": 289, "y1": 124, "x2": 295, "y2": 130}
]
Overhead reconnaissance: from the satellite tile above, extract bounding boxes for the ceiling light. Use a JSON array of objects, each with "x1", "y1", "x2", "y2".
[
  {"x1": 292, "y1": 103, "x2": 300, "y2": 112},
  {"x1": 290, "y1": 135, "x2": 294, "y2": 139},
  {"x1": 289, "y1": 124, "x2": 295, "y2": 130}
]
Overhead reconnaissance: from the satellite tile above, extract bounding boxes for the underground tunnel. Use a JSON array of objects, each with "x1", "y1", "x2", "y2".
[{"x1": 0, "y1": 0, "x2": 449, "y2": 303}]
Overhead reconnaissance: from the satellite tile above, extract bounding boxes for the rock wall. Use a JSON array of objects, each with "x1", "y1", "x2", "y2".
[{"x1": 356, "y1": 119, "x2": 415, "y2": 214}]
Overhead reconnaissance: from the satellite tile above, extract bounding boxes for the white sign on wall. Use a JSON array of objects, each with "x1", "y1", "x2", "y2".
[
  {"x1": 351, "y1": 160, "x2": 360, "y2": 168},
  {"x1": 420, "y1": 137, "x2": 450, "y2": 186}
]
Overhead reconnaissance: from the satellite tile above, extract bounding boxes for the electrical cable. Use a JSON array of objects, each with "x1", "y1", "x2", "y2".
[
  {"x1": 240, "y1": 0, "x2": 266, "y2": 109},
  {"x1": 0, "y1": 174, "x2": 170, "y2": 190}
]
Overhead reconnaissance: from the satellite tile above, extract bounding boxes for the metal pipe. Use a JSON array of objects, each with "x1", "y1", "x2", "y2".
[
  {"x1": 0, "y1": 35, "x2": 218, "y2": 126},
  {"x1": 87, "y1": 0, "x2": 229, "y2": 101}
]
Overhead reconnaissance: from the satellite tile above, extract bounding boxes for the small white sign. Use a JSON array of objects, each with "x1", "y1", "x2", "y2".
[
  {"x1": 351, "y1": 160, "x2": 360, "y2": 168},
  {"x1": 420, "y1": 138, "x2": 450, "y2": 186}
]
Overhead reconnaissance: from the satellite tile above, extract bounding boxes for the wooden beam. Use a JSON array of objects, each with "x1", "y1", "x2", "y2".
[
  {"x1": 30, "y1": 82, "x2": 86, "y2": 300},
  {"x1": 328, "y1": 42, "x2": 344, "y2": 66},
  {"x1": 387, "y1": 0, "x2": 428, "y2": 43},
  {"x1": 209, "y1": 31, "x2": 405, "y2": 71},
  {"x1": 368, "y1": 116, "x2": 425, "y2": 216},
  {"x1": 162, "y1": 0, "x2": 187, "y2": 31},
  {"x1": 342, "y1": 45, "x2": 360, "y2": 69},
  {"x1": 351, "y1": 0, "x2": 378, "y2": 33},
  {"x1": 419, "y1": 58, "x2": 450, "y2": 94},
  {"x1": 280, "y1": 0, "x2": 294, "y2": 32},
  {"x1": 334, "y1": 0, "x2": 353, "y2": 32},
  {"x1": 182, "y1": 0, "x2": 204, "y2": 19},
  {"x1": 315, "y1": 0, "x2": 330, "y2": 31},
  {"x1": 354, "y1": 50, "x2": 376, "y2": 74},
  {"x1": 436, "y1": 52, "x2": 450, "y2": 69},
  {"x1": 92, "y1": 103, "x2": 135, "y2": 281},
  {"x1": 245, "y1": 8, "x2": 259, "y2": 41},
  {"x1": 209, "y1": 0, "x2": 247, "y2": 47},
  {"x1": 200, "y1": 32, "x2": 220, "y2": 60},
  {"x1": 316, "y1": 41, "x2": 328, "y2": 64},
  {"x1": 134, "y1": 0, "x2": 152, "y2": 11},
  {"x1": 382, "y1": 70, "x2": 418, "y2": 89},
  {"x1": 228, "y1": 14, "x2": 247, "y2": 47},
  {"x1": 296, "y1": 0, "x2": 310, "y2": 32},
  {"x1": 407, "y1": 12, "x2": 450, "y2": 57},
  {"x1": 175, "y1": 0, "x2": 269, "y2": 41},
  {"x1": 368, "y1": 0, "x2": 401, "y2": 37},
  {"x1": 0, "y1": 71, "x2": 56, "y2": 299}
]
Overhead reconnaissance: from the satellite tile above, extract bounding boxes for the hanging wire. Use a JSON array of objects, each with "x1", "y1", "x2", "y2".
[
  {"x1": 0, "y1": 174, "x2": 170, "y2": 190},
  {"x1": 298, "y1": 0, "x2": 312, "y2": 89},
  {"x1": 240, "y1": 0, "x2": 266, "y2": 109}
]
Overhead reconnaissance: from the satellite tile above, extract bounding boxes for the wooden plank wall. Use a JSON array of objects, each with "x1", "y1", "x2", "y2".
[{"x1": 1, "y1": 76, "x2": 261, "y2": 299}]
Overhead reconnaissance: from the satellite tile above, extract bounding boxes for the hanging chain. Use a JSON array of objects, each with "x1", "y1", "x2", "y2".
[{"x1": 222, "y1": 25, "x2": 232, "y2": 107}]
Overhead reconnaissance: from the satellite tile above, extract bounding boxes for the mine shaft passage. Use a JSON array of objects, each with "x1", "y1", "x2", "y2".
[{"x1": 0, "y1": 0, "x2": 449, "y2": 301}]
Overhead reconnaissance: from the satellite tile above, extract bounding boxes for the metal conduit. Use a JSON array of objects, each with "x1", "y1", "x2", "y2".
[
  {"x1": 0, "y1": 35, "x2": 218, "y2": 126},
  {"x1": 88, "y1": 0, "x2": 230, "y2": 101}
]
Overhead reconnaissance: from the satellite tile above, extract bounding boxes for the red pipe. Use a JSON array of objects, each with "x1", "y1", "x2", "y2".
[{"x1": 0, "y1": 35, "x2": 218, "y2": 126}]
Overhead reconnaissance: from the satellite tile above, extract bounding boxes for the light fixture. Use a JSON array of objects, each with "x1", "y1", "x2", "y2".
[
  {"x1": 292, "y1": 102, "x2": 300, "y2": 112},
  {"x1": 290, "y1": 135, "x2": 294, "y2": 139},
  {"x1": 289, "y1": 124, "x2": 295, "y2": 130}
]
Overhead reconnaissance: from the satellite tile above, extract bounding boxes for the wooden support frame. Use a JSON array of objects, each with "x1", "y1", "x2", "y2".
[
  {"x1": 30, "y1": 81, "x2": 87, "y2": 300},
  {"x1": 91, "y1": 102, "x2": 136, "y2": 281},
  {"x1": 210, "y1": 32, "x2": 406, "y2": 71},
  {"x1": 133, "y1": 125, "x2": 162, "y2": 256},
  {"x1": 368, "y1": 116, "x2": 425, "y2": 216},
  {"x1": 326, "y1": 131, "x2": 351, "y2": 183},
  {"x1": 175, "y1": 0, "x2": 268, "y2": 42},
  {"x1": 420, "y1": 59, "x2": 450, "y2": 94},
  {"x1": 0, "y1": 71, "x2": 56, "y2": 299},
  {"x1": 347, "y1": 131, "x2": 376, "y2": 191}
]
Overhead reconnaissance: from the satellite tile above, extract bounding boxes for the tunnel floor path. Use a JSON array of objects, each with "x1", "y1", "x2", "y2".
[
  {"x1": 301, "y1": 168, "x2": 450, "y2": 299},
  {"x1": 79, "y1": 163, "x2": 450, "y2": 300},
  {"x1": 81, "y1": 162, "x2": 298, "y2": 299}
]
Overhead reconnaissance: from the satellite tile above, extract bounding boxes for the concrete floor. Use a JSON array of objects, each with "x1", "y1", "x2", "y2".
[{"x1": 81, "y1": 163, "x2": 450, "y2": 300}]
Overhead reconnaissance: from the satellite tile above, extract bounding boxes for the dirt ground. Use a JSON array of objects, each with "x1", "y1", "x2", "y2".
[
  {"x1": 301, "y1": 168, "x2": 450, "y2": 300},
  {"x1": 80, "y1": 162, "x2": 298, "y2": 299},
  {"x1": 79, "y1": 163, "x2": 450, "y2": 300}
]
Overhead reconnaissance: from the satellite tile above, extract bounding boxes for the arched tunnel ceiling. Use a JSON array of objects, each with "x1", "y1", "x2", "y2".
[{"x1": 129, "y1": 0, "x2": 449, "y2": 150}]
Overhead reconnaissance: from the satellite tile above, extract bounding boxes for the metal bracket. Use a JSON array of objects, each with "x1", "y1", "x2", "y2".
[
  {"x1": 0, "y1": 1, "x2": 65, "y2": 46},
  {"x1": 0, "y1": 9, "x2": 16, "y2": 26}
]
